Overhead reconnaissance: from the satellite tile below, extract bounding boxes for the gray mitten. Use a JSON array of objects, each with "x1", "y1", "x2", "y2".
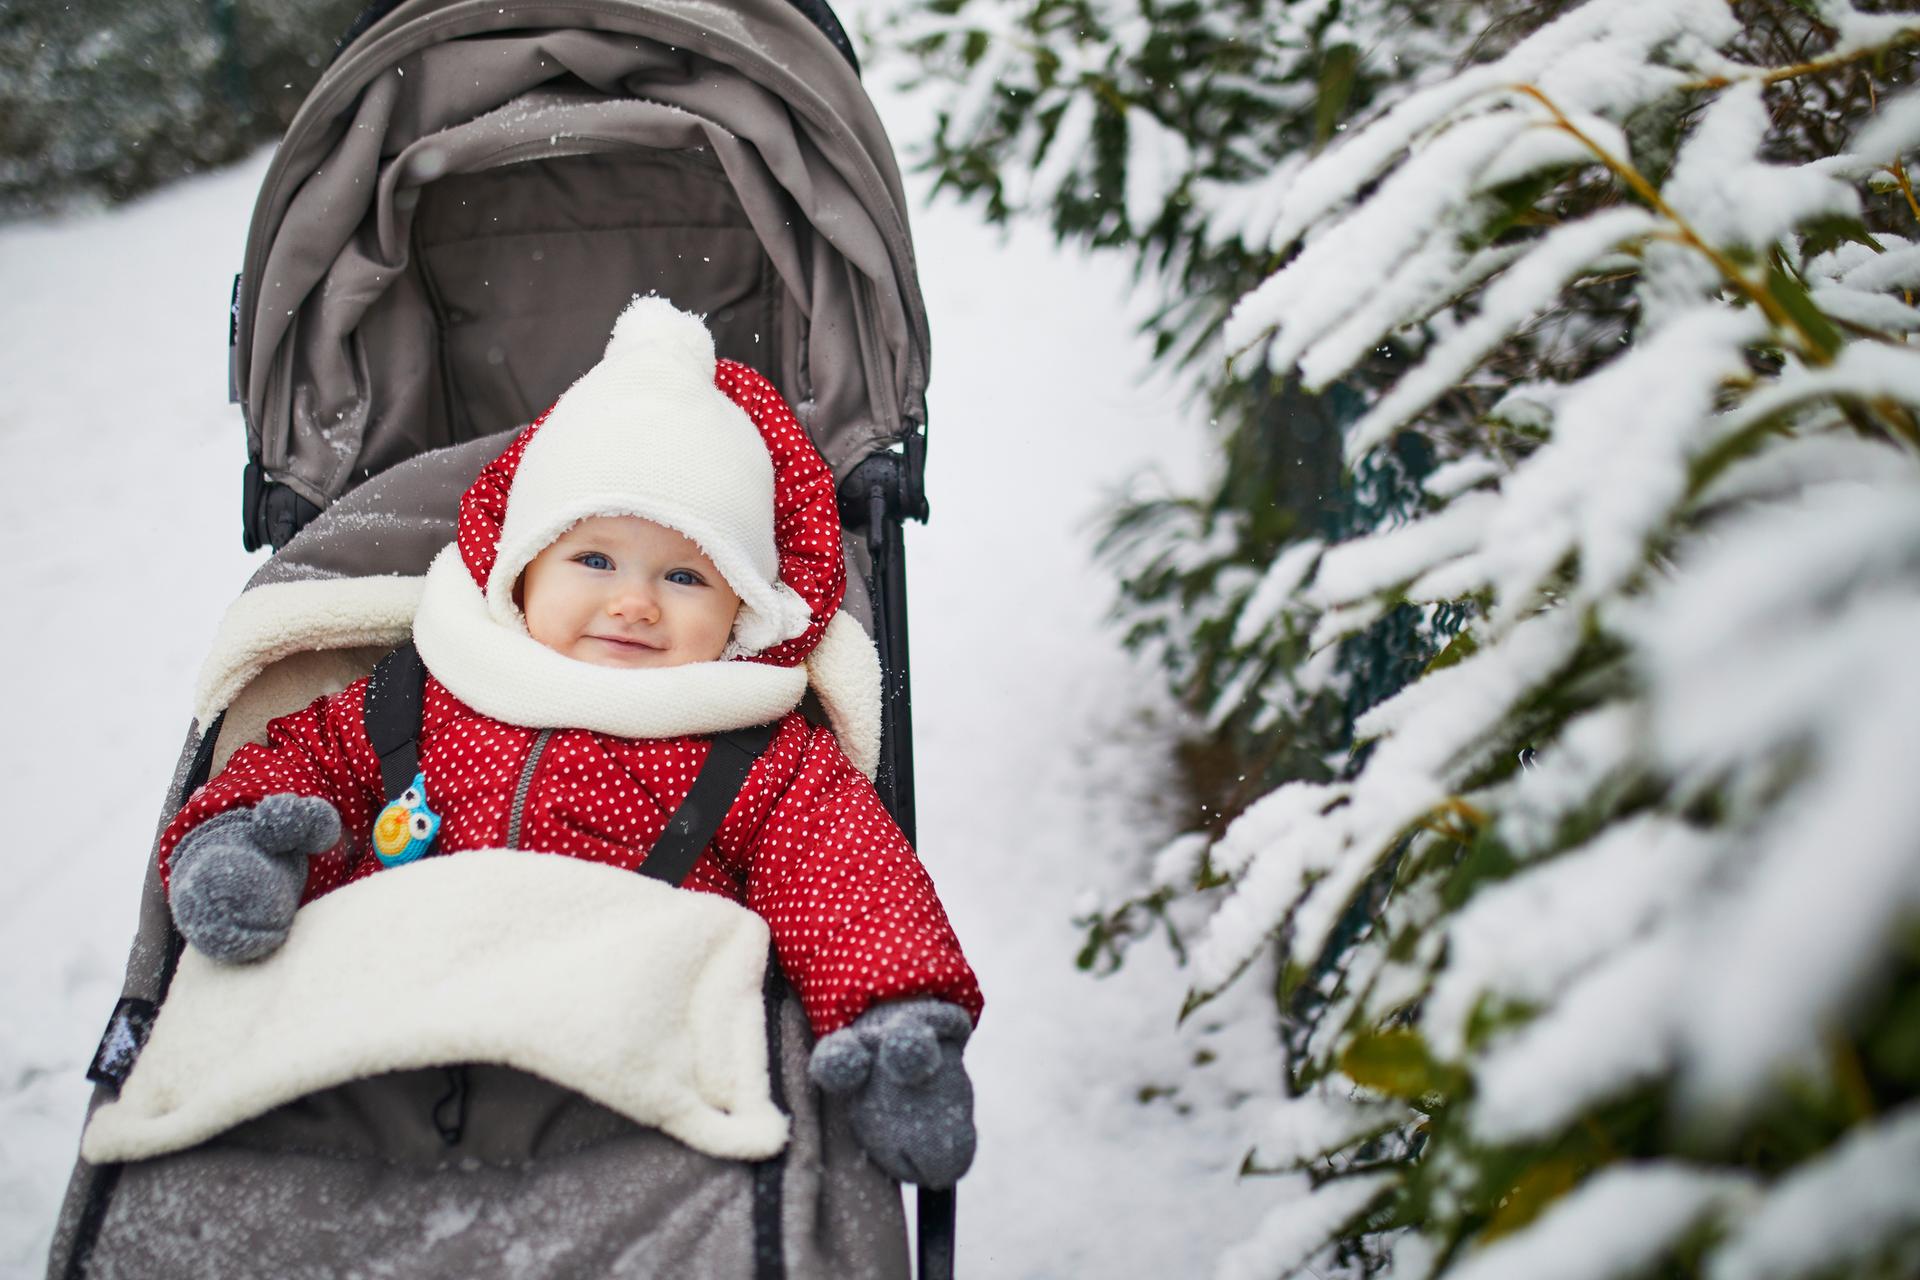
[
  {"x1": 809, "y1": 999, "x2": 975, "y2": 1188},
  {"x1": 168, "y1": 794, "x2": 341, "y2": 964}
]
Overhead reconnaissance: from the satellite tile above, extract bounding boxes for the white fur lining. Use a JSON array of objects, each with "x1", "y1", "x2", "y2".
[
  {"x1": 413, "y1": 546, "x2": 808, "y2": 736},
  {"x1": 82, "y1": 851, "x2": 788, "y2": 1164},
  {"x1": 193, "y1": 576, "x2": 424, "y2": 723},
  {"x1": 806, "y1": 612, "x2": 883, "y2": 779}
]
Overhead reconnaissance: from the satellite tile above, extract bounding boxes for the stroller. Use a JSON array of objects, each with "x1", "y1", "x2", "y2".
[{"x1": 44, "y1": 0, "x2": 946, "y2": 1275}]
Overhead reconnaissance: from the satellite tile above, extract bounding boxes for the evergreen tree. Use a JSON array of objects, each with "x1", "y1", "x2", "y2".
[
  {"x1": 896, "y1": 1, "x2": 1920, "y2": 1275},
  {"x1": 0, "y1": 0, "x2": 364, "y2": 215}
]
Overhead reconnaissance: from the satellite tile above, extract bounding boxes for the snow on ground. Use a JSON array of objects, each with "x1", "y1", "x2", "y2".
[
  {"x1": 0, "y1": 157, "x2": 267, "y2": 1277},
  {"x1": 902, "y1": 194, "x2": 1282, "y2": 1278},
  {"x1": 0, "y1": 53, "x2": 1277, "y2": 1280}
]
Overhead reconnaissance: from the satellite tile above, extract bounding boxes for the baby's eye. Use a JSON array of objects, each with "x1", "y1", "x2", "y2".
[
  {"x1": 575, "y1": 552, "x2": 614, "y2": 571},
  {"x1": 665, "y1": 568, "x2": 705, "y2": 587}
]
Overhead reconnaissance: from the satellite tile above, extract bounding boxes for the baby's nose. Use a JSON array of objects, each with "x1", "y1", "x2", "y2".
[{"x1": 609, "y1": 585, "x2": 660, "y2": 623}]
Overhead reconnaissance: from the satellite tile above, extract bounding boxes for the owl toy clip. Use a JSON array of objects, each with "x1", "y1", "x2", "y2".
[{"x1": 372, "y1": 772, "x2": 441, "y2": 868}]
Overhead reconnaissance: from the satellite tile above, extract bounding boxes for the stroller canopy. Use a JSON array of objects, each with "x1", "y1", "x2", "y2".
[{"x1": 234, "y1": 0, "x2": 931, "y2": 545}]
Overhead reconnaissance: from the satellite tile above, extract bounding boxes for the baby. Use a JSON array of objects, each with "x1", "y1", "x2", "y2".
[{"x1": 159, "y1": 297, "x2": 981, "y2": 1188}]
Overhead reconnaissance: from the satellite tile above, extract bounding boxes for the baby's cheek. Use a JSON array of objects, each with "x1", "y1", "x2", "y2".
[{"x1": 700, "y1": 600, "x2": 744, "y2": 661}]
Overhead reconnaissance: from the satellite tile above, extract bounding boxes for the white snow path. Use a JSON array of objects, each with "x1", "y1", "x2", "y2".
[
  {"x1": 903, "y1": 190, "x2": 1280, "y2": 1275},
  {"x1": 0, "y1": 90, "x2": 1275, "y2": 1280}
]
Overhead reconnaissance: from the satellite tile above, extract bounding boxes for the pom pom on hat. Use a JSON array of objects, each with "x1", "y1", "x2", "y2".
[
  {"x1": 604, "y1": 294, "x2": 718, "y2": 374},
  {"x1": 484, "y1": 296, "x2": 814, "y2": 656}
]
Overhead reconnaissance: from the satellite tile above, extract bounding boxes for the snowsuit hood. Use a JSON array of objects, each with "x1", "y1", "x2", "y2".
[
  {"x1": 464, "y1": 297, "x2": 839, "y2": 661},
  {"x1": 406, "y1": 301, "x2": 882, "y2": 770}
]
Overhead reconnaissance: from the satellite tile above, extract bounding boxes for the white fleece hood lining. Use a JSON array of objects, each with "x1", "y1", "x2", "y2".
[
  {"x1": 192, "y1": 575, "x2": 424, "y2": 725},
  {"x1": 83, "y1": 851, "x2": 789, "y2": 1165},
  {"x1": 485, "y1": 297, "x2": 815, "y2": 659}
]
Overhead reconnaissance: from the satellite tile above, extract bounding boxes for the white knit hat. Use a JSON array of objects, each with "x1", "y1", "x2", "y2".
[{"x1": 486, "y1": 296, "x2": 815, "y2": 656}]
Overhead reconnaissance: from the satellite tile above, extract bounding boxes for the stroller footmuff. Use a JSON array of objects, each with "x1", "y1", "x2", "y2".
[
  {"x1": 78, "y1": 857, "x2": 904, "y2": 1277},
  {"x1": 47, "y1": 0, "x2": 948, "y2": 1272}
]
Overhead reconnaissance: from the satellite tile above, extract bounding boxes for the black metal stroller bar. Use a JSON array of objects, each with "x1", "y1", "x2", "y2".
[
  {"x1": 838, "y1": 436, "x2": 950, "y2": 1280},
  {"x1": 839, "y1": 438, "x2": 929, "y2": 841}
]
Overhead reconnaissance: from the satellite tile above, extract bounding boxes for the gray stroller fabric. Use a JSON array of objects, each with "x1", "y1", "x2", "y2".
[
  {"x1": 239, "y1": 1, "x2": 931, "y2": 512},
  {"x1": 76, "y1": 1002, "x2": 907, "y2": 1279}
]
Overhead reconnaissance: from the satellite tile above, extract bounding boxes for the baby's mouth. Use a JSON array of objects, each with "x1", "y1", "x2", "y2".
[{"x1": 589, "y1": 634, "x2": 665, "y2": 652}]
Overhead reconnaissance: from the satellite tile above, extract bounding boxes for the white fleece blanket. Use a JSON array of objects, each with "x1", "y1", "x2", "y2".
[{"x1": 82, "y1": 851, "x2": 789, "y2": 1164}]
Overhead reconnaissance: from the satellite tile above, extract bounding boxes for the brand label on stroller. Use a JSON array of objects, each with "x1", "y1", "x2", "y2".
[{"x1": 87, "y1": 997, "x2": 158, "y2": 1093}]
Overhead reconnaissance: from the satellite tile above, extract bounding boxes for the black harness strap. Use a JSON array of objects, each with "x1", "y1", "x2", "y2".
[
  {"x1": 365, "y1": 641, "x2": 427, "y2": 802},
  {"x1": 638, "y1": 721, "x2": 779, "y2": 886},
  {"x1": 360, "y1": 643, "x2": 777, "y2": 887}
]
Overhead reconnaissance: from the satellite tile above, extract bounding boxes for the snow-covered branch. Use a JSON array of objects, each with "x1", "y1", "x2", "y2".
[{"x1": 1140, "y1": 2, "x2": 1920, "y2": 1276}]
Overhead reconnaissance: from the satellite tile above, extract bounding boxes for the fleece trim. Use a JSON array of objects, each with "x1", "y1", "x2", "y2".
[
  {"x1": 192, "y1": 576, "x2": 425, "y2": 723},
  {"x1": 413, "y1": 545, "x2": 809, "y2": 737},
  {"x1": 805, "y1": 612, "x2": 883, "y2": 779},
  {"x1": 82, "y1": 850, "x2": 788, "y2": 1165}
]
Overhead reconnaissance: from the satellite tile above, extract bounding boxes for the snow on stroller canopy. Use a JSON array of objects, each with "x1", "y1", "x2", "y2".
[{"x1": 236, "y1": 0, "x2": 930, "y2": 516}]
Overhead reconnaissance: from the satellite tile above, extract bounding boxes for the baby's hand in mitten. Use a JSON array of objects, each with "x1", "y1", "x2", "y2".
[
  {"x1": 168, "y1": 794, "x2": 341, "y2": 964},
  {"x1": 809, "y1": 999, "x2": 975, "y2": 1188}
]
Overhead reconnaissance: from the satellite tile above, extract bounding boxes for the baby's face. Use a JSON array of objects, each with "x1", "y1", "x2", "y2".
[{"x1": 519, "y1": 516, "x2": 742, "y2": 669}]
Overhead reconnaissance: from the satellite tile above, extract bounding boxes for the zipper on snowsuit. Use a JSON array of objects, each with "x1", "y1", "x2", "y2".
[{"x1": 505, "y1": 729, "x2": 554, "y2": 852}]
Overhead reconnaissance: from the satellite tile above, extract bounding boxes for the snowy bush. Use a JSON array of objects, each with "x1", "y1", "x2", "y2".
[
  {"x1": 900, "y1": 0, "x2": 1920, "y2": 1275},
  {"x1": 891, "y1": 0, "x2": 1550, "y2": 961},
  {"x1": 0, "y1": 0, "x2": 362, "y2": 215},
  {"x1": 891, "y1": 0, "x2": 1613, "y2": 833}
]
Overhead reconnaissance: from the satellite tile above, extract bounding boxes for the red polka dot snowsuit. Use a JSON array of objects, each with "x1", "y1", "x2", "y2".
[{"x1": 158, "y1": 361, "x2": 982, "y2": 1039}]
